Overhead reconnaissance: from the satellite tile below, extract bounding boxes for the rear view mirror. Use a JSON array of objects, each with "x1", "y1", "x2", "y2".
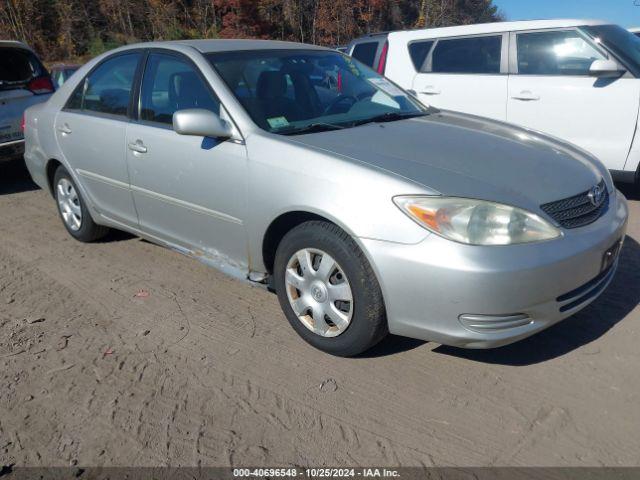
[
  {"x1": 589, "y1": 59, "x2": 625, "y2": 78},
  {"x1": 173, "y1": 109, "x2": 233, "y2": 139}
]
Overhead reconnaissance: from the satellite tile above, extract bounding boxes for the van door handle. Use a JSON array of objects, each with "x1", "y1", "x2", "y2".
[
  {"x1": 420, "y1": 86, "x2": 441, "y2": 95},
  {"x1": 512, "y1": 91, "x2": 540, "y2": 101},
  {"x1": 57, "y1": 124, "x2": 72, "y2": 135},
  {"x1": 128, "y1": 141, "x2": 147, "y2": 154}
]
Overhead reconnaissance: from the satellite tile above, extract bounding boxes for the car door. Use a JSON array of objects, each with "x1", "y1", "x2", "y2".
[
  {"x1": 125, "y1": 51, "x2": 249, "y2": 274},
  {"x1": 411, "y1": 33, "x2": 509, "y2": 120},
  {"x1": 507, "y1": 28, "x2": 640, "y2": 171},
  {"x1": 54, "y1": 52, "x2": 141, "y2": 226}
]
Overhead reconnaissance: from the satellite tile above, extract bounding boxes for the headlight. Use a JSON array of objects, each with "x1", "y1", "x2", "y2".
[{"x1": 393, "y1": 196, "x2": 561, "y2": 245}]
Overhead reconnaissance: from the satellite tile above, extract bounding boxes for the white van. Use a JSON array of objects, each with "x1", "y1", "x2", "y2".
[{"x1": 347, "y1": 20, "x2": 640, "y2": 185}]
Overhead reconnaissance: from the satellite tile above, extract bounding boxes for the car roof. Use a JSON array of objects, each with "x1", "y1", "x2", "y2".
[
  {"x1": 354, "y1": 19, "x2": 611, "y2": 42},
  {"x1": 0, "y1": 40, "x2": 32, "y2": 50},
  {"x1": 123, "y1": 38, "x2": 329, "y2": 54}
]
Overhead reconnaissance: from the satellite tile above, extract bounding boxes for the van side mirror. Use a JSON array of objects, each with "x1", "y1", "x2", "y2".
[
  {"x1": 589, "y1": 59, "x2": 625, "y2": 78},
  {"x1": 173, "y1": 109, "x2": 233, "y2": 139}
]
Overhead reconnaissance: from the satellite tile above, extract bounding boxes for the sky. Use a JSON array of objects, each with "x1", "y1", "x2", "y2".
[{"x1": 494, "y1": 0, "x2": 640, "y2": 28}]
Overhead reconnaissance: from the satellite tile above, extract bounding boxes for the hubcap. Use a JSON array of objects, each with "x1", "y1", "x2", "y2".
[
  {"x1": 56, "y1": 178, "x2": 82, "y2": 231},
  {"x1": 284, "y1": 248, "x2": 353, "y2": 338}
]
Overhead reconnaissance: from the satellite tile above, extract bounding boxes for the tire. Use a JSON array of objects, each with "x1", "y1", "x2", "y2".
[
  {"x1": 53, "y1": 165, "x2": 109, "y2": 242},
  {"x1": 274, "y1": 221, "x2": 388, "y2": 356}
]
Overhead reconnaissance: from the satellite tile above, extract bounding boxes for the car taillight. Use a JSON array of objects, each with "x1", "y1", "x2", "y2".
[
  {"x1": 27, "y1": 76, "x2": 54, "y2": 95},
  {"x1": 21, "y1": 114, "x2": 25, "y2": 132},
  {"x1": 377, "y1": 41, "x2": 389, "y2": 75}
]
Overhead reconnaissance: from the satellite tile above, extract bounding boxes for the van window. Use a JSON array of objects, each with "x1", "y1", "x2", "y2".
[
  {"x1": 408, "y1": 41, "x2": 434, "y2": 71},
  {"x1": 432, "y1": 36, "x2": 502, "y2": 74},
  {"x1": 517, "y1": 30, "x2": 605, "y2": 76},
  {"x1": 352, "y1": 42, "x2": 379, "y2": 68}
]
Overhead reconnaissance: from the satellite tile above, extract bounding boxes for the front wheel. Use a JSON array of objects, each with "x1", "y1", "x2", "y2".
[
  {"x1": 54, "y1": 166, "x2": 109, "y2": 242},
  {"x1": 274, "y1": 221, "x2": 388, "y2": 356}
]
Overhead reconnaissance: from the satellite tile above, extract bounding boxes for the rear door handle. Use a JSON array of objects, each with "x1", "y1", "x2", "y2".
[
  {"x1": 511, "y1": 91, "x2": 540, "y2": 101},
  {"x1": 128, "y1": 141, "x2": 147, "y2": 154},
  {"x1": 57, "y1": 124, "x2": 72, "y2": 135},
  {"x1": 420, "y1": 86, "x2": 441, "y2": 95}
]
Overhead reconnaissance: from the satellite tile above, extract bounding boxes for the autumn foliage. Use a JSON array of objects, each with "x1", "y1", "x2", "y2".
[{"x1": 0, "y1": 0, "x2": 503, "y2": 61}]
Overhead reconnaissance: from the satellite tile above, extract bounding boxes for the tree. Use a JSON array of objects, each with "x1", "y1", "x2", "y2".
[{"x1": 0, "y1": 0, "x2": 504, "y2": 61}]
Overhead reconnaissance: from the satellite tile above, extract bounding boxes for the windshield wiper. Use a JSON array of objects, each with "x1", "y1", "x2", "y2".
[
  {"x1": 277, "y1": 122, "x2": 345, "y2": 136},
  {"x1": 350, "y1": 111, "x2": 428, "y2": 127}
]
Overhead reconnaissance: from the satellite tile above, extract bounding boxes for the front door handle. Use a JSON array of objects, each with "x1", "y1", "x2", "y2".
[
  {"x1": 511, "y1": 90, "x2": 540, "y2": 101},
  {"x1": 57, "y1": 124, "x2": 72, "y2": 135},
  {"x1": 420, "y1": 86, "x2": 441, "y2": 95},
  {"x1": 128, "y1": 141, "x2": 147, "y2": 154}
]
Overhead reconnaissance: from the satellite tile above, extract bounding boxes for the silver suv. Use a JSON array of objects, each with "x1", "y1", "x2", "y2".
[
  {"x1": 24, "y1": 40, "x2": 628, "y2": 356},
  {"x1": 0, "y1": 41, "x2": 53, "y2": 162}
]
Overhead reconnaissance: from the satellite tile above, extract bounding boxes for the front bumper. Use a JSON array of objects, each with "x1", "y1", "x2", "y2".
[{"x1": 360, "y1": 190, "x2": 629, "y2": 348}]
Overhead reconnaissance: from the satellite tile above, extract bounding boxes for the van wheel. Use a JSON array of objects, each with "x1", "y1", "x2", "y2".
[
  {"x1": 274, "y1": 221, "x2": 387, "y2": 356},
  {"x1": 53, "y1": 166, "x2": 109, "y2": 242}
]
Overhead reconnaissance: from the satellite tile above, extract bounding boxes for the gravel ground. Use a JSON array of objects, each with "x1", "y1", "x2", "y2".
[{"x1": 1, "y1": 158, "x2": 639, "y2": 467}]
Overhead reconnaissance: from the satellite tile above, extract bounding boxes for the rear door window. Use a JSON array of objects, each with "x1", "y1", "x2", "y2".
[
  {"x1": 516, "y1": 30, "x2": 605, "y2": 75},
  {"x1": 0, "y1": 47, "x2": 45, "y2": 89},
  {"x1": 352, "y1": 42, "x2": 379, "y2": 67},
  {"x1": 432, "y1": 36, "x2": 502, "y2": 74},
  {"x1": 66, "y1": 53, "x2": 140, "y2": 117},
  {"x1": 408, "y1": 41, "x2": 435, "y2": 71}
]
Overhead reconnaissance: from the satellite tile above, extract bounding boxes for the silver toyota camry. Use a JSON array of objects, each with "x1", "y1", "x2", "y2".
[{"x1": 24, "y1": 40, "x2": 628, "y2": 356}]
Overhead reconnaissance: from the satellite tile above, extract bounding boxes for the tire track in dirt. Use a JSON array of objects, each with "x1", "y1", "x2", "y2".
[{"x1": 2, "y1": 166, "x2": 640, "y2": 466}]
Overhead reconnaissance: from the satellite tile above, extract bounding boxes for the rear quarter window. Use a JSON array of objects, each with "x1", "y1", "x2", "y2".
[
  {"x1": 352, "y1": 42, "x2": 379, "y2": 68},
  {"x1": 432, "y1": 36, "x2": 502, "y2": 74},
  {"x1": 0, "y1": 47, "x2": 44, "y2": 86}
]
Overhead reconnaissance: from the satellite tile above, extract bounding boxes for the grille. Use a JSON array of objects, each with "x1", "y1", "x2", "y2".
[{"x1": 540, "y1": 180, "x2": 608, "y2": 229}]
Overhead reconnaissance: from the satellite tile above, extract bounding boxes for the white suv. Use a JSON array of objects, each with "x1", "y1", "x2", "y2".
[
  {"x1": 0, "y1": 41, "x2": 54, "y2": 162},
  {"x1": 348, "y1": 20, "x2": 640, "y2": 185}
]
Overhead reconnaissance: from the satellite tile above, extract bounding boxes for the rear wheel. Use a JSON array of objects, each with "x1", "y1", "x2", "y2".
[
  {"x1": 274, "y1": 221, "x2": 387, "y2": 356},
  {"x1": 54, "y1": 166, "x2": 109, "y2": 242}
]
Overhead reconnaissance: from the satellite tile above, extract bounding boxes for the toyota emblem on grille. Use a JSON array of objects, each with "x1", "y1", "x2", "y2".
[{"x1": 587, "y1": 183, "x2": 605, "y2": 207}]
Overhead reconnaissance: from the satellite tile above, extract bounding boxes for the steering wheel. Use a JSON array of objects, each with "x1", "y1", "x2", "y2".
[{"x1": 323, "y1": 94, "x2": 358, "y2": 115}]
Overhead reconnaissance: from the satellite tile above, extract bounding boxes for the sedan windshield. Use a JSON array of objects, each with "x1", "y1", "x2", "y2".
[
  {"x1": 583, "y1": 24, "x2": 640, "y2": 77},
  {"x1": 207, "y1": 49, "x2": 429, "y2": 135}
]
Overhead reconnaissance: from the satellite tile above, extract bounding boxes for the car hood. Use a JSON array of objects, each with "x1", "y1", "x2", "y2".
[{"x1": 287, "y1": 111, "x2": 606, "y2": 214}]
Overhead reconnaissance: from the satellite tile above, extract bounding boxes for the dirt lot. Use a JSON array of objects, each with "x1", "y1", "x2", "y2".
[{"x1": 1, "y1": 157, "x2": 639, "y2": 468}]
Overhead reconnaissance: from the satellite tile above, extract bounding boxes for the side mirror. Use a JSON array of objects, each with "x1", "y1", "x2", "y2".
[
  {"x1": 406, "y1": 89, "x2": 419, "y2": 98},
  {"x1": 589, "y1": 59, "x2": 625, "y2": 78},
  {"x1": 173, "y1": 108, "x2": 233, "y2": 139}
]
